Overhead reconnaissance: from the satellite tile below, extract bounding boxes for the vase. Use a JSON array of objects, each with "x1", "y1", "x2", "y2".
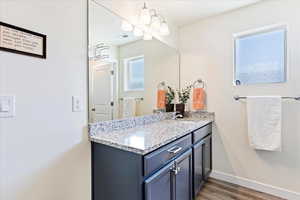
[
  {"x1": 176, "y1": 104, "x2": 185, "y2": 117},
  {"x1": 166, "y1": 104, "x2": 174, "y2": 112}
]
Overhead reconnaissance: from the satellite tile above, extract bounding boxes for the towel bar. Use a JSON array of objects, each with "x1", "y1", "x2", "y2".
[
  {"x1": 234, "y1": 96, "x2": 300, "y2": 101},
  {"x1": 119, "y1": 97, "x2": 144, "y2": 101}
]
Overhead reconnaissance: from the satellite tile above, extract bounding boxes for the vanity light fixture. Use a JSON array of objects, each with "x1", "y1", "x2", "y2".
[
  {"x1": 120, "y1": 2, "x2": 170, "y2": 40},
  {"x1": 150, "y1": 12, "x2": 161, "y2": 31},
  {"x1": 121, "y1": 20, "x2": 133, "y2": 32},
  {"x1": 140, "y1": 3, "x2": 151, "y2": 25},
  {"x1": 160, "y1": 20, "x2": 170, "y2": 36}
]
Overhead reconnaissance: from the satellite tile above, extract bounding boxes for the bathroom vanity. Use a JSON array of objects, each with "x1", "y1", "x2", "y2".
[
  {"x1": 89, "y1": 114, "x2": 213, "y2": 200},
  {"x1": 88, "y1": 3, "x2": 213, "y2": 199}
]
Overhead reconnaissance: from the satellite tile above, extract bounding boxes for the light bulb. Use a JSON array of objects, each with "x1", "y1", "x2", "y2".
[
  {"x1": 121, "y1": 20, "x2": 133, "y2": 32},
  {"x1": 150, "y1": 15, "x2": 161, "y2": 31},
  {"x1": 160, "y1": 21, "x2": 170, "y2": 36},
  {"x1": 140, "y1": 3, "x2": 151, "y2": 25},
  {"x1": 133, "y1": 27, "x2": 143, "y2": 37},
  {"x1": 143, "y1": 32, "x2": 153, "y2": 40}
]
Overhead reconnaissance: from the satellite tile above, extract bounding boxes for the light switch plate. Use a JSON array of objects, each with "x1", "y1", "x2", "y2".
[
  {"x1": 72, "y1": 96, "x2": 83, "y2": 112},
  {"x1": 0, "y1": 96, "x2": 15, "y2": 118}
]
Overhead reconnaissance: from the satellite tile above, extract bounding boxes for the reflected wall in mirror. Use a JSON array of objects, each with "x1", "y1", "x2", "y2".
[{"x1": 88, "y1": 0, "x2": 180, "y2": 123}]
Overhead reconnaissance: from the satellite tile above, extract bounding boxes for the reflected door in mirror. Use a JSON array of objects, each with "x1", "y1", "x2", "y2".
[{"x1": 90, "y1": 63, "x2": 115, "y2": 122}]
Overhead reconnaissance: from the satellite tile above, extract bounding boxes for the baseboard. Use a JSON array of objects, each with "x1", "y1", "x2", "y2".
[{"x1": 210, "y1": 170, "x2": 300, "y2": 200}]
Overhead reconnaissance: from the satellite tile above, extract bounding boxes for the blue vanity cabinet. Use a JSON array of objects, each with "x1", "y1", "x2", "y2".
[
  {"x1": 174, "y1": 149, "x2": 193, "y2": 200},
  {"x1": 203, "y1": 134, "x2": 212, "y2": 180},
  {"x1": 145, "y1": 162, "x2": 174, "y2": 200},
  {"x1": 92, "y1": 143, "x2": 144, "y2": 200},
  {"x1": 144, "y1": 135, "x2": 192, "y2": 177},
  {"x1": 192, "y1": 123, "x2": 213, "y2": 198},
  {"x1": 91, "y1": 122, "x2": 212, "y2": 200},
  {"x1": 145, "y1": 149, "x2": 193, "y2": 200},
  {"x1": 193, "y1": 140, "x2": 205, "y2": 197}
]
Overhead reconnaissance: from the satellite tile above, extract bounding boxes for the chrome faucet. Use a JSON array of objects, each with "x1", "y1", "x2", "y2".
[{"x1": 174, "y1": 113, "x2": 183, "y2": 119}]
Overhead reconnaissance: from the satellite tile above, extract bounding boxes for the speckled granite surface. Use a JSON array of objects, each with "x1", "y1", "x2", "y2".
[
  {"x1": 89, "y1": 112, "x2": 176, "y2": 137},
  {"x1": 89, "y1": 112, "x2": 214, "y2": 155},
  {"x1": 184, "y1": 111, "x2": 215, "y2": 121}
]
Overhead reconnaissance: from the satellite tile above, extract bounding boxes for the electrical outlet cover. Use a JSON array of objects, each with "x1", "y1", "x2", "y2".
[{"x1": 72, "y1": 96, "x2": 83, "y2": 112}]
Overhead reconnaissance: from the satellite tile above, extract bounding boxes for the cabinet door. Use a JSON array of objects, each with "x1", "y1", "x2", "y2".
[
  {"x1": 203, "y1": 134, "x2": 212, "y2": 180},
  {"x1": 193, "y1": 140, "x2": 205, "y2": 197},
  {"x1": 175, "y1": 149, "x2": 193, "y2": 200},
  {"x1": 145, "y1": 162, "x2": 175, "y2": 200}
]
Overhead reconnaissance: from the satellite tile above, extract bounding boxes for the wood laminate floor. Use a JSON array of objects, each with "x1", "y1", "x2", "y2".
[{"x1": 196, "y1": 178, "x2": 286, "y2": 200}]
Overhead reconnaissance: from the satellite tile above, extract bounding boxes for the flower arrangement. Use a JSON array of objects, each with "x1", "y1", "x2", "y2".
[
  {"x1": 177, "y1": 85, "x2": 192, "y2": 104},
  {"x1": 166, "y1": 86, "x2": 175, "y2": 105}
]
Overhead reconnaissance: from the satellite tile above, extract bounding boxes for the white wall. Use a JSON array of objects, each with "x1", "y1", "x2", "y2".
[
  {"x1": 0, "y1": 2, "x2": 5, "y2": 199},
  {"x1": 0, "y1": 1, "x2": 5, "y2": 197},
  {"x1": 0, "y1": 0, "x2": 90, "y2": 200},
  {"x1": 180, "y1": 0, "x2": 300, "y2": 194},
  {"x1": 118, "y1": 39, "x2": 179, "y2": 116}
]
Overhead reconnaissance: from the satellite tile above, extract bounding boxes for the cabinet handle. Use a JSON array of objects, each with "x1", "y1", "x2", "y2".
[
  {"x1": 167, "y1": 146, "x2": 182, "y2": 155},
  {"x1": 171, "y1": 166, "x2": 181, "y2": 175}
]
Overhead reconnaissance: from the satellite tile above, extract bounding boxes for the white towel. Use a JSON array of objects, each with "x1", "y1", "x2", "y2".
[
  {"x1": 246, "y1": 96, "x2": 282, "y2": 151},
  {"x1": 122, "y1": 97, "x2": 136, "y2": 118}
]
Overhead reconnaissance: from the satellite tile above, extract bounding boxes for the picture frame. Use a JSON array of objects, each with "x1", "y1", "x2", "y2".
[{"x1": 0, "y1": 21, "x2": 47, "y2": 59}]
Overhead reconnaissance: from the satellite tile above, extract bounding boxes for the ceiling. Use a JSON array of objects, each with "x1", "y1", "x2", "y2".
[
  {"x1": 89, "y1": 1, "x2": 142, "y2": 46},
  {"x1": 90, "y1": 0, "x2": 263, "y2": 47},
  {"x1": 95, "y1": 0, "x2": 262, "y2": 28}
]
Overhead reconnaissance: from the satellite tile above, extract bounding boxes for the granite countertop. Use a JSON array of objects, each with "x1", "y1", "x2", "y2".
[{"x1": 90, "y1": 116, "x2": 213, "y2": 155}]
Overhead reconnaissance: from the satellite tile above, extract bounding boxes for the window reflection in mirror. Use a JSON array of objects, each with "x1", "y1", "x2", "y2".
[{"x1": 124, "y1": 56, "x2": 145, "y2": 92}]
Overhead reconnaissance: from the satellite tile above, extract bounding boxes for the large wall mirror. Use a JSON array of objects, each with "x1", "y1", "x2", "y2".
[{"x1": 88, "y1": 0, "x2": 180, "y2": 123}]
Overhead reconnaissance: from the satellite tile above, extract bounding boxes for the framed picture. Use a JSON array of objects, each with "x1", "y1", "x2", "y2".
[{"x1": 0, "y1": 21, "x2": 47, "y2": 59}]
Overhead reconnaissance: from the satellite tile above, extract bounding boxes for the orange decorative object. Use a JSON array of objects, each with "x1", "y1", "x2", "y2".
[
  {"x1": 157, "y1": 89, "x2": 166, "y2": 109},
  {"x1": 193, "y1": 88, "x2": 205, "y2": 110}
]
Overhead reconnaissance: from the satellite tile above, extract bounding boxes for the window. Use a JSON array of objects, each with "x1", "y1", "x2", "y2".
[
  {"x1": 124, "y1": 56, "x2": 145, "y2": 91},
  {"x1": 234, "y1": 25, "x2": 287, "y2": 85}
]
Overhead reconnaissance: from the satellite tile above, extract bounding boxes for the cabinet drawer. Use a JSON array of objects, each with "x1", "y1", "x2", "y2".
[
  {"x1": 144, "y1": 135, "x2": 192, "y2": 177},
  {"x1": 193, "y1": 124, "x2": 212, "y2": 143}
]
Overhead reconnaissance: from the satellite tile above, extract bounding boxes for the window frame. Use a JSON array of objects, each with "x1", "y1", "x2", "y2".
[
  {"x1": 233, "y1": 24, "x2": 288, "y2": 86},
  {"x1": 124, "y1": 55, "x2": 145, "y2": 92}
]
